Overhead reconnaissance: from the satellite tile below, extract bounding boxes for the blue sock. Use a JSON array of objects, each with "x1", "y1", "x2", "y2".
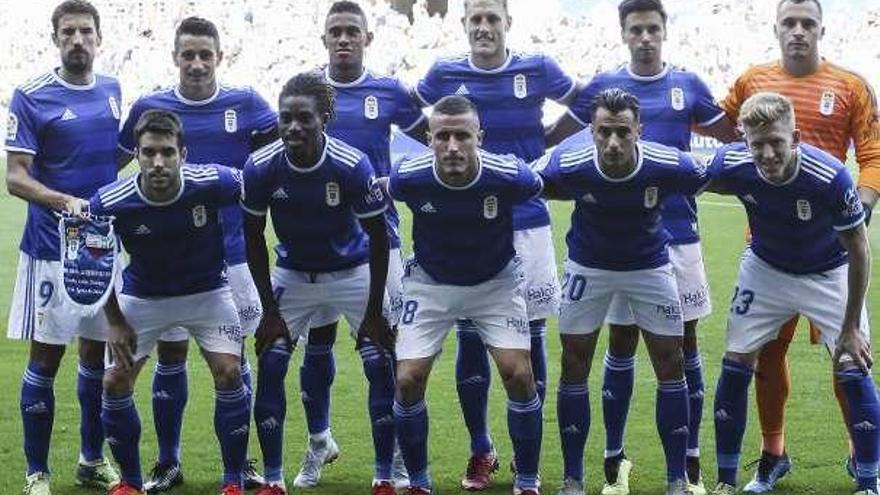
[
  {"x1": 393, "y1": 400, "x2": 431, "y2": 489},
  {"x1": 713, "y1": 358, "x2": 754, "y2": 486},
  {"x1": 509, "y1": 395, "x2": 543, "y2": 490},
  {"x1": 602, "y1": 352, "x2": 635, "y2": 458},
  {"x1": 300, "y1": 343, "x2": 335, "y2": 435},
  {"x1": 558, "y1": 383, "x2": 589, "y2": 481},
  {"x1": 215, "y1": 385, "x2": 250, "y2": 486},
  {"x1": 152, "y1": 360, "x2": 187, "y2": 466},
  {"x1": 684, "y1": 351, "x2": 704, "y2": 458},
  {"x1": 241, "y1": 355, "x2": 253, "y2": 405},
  {"x1": 456, "y1": 321, "x2": 493, "y2": 455},
  {"x1": 657, "y1": 379, "x2": 690, "y2": 482},
  {"x1": 360, "y1": 342, "x2": 396, "y2": 480},
  {"x1": 102, "y1": 392, "x2": 142, "y2": 488},
  {"x1": 254, "y1": 343, "x2": 291, "y2": 483},
  {"x1": 21, "y1": 362, "x2": 55, "y2": 475},
  {"x1": 529, "y1": 320, "x2": 548, "y2": 402},
  {"x1": 838, "y1": 368, "x2": 880, "y2": 492},
  {"x1": 77, "y1": 362, "x2": 105, "y2": 463}
]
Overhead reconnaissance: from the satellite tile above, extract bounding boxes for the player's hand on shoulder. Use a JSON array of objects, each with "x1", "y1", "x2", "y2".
[
  {"x1": 108, "y1": 320, "x2": 137, "y2": 372},
  {"x1": 834, "y1": 328, "x2": 873, "y2": 374},
  {"x1": 356, "y1": 312, "x2": 396, "y2": 353},
  {"x1": 255, "y1": 310, "x2": 292, "y2": 355}
]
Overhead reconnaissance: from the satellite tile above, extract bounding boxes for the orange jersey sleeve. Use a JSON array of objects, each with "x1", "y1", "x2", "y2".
[{"x1": 840, "y1": 68, "x2": 880, "y2": 192}]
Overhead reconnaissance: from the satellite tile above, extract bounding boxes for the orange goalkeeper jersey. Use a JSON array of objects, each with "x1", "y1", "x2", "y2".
[{"x1": 722, "y1": 59, "x2": 880, "y2": 192}]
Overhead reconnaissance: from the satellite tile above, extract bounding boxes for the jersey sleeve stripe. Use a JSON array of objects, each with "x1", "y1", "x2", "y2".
[
  {"x1": 800, "y1": 165, "x2": 833, "y2": 184},
  {"x1": 565, "y1": 108, "x2": 589, "y2": 127},
  {"x1": 353, "y1": 203, "x2": 389, "y2": 219},
  {"x1": 483, "y1": 163, "x2": 518, "y2": 175},
  {"x1": 399, "y1": 114, "x2": 427, "y2": 133},
  {"x1": 240, "y1": 201, "x2": 267, "y2": 216},
  {"x1": 250, "y1": 140, "x2": 284, "y2": 164},
  {"x1": 801, "y1": 154, "x2": 838, "y2": 177},
  {"x1": 326, "y1": 140, "x2": 361, "y2": 167},
  {"x1": 100, "y1": 180, "x2": 138, "y2": 208},
  {"x1": 555, "y1": 80, "x2": 578, "y2": 103},
  {"x1": 696, "y1": 111, "x2": 727, "y2": 128},
  {"x1": 834, "y1": 216, "x2": 865, "y2": 231},
  {"x1": 19, "y1": 72, "x2": 54, "y2": 94},
  {"x1": 4, "y1": 145, "x2": 37, "y2": 155},
  {"x1": 642, "y1": 144, "x2": 679, "y2": 160}
]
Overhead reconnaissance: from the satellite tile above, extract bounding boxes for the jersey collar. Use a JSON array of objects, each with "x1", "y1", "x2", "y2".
[
  {"x1": 432, "y1": 152, "x2": 483, "y2": 190},
  {"x1": 324, "y1": 66, "x2": 368, "y2": 87},
  {"x1": 756, "y1": 148, "x2": 801, "y2": 187},
  {"x1": 467, "y1": 50, "x2": 513, "y2": 73},
  {"x1": 174, "y1": 84, "x2": 221, "y2": 106},
  {"x1": 285, "y1": 133, "x2": 329, "y2": 173},
  {"x1": 52, "y1": 68, "x2": 96, "y2": 90},
  {"x1": 625, "y1": 62, "x2": 669, "y2": 82},
  {"x1": 593, "y1": 142, "x2": 644, "y2": 183},
  {"x1": 134, "y1": 168, "x2": 186, "y2": 206}
]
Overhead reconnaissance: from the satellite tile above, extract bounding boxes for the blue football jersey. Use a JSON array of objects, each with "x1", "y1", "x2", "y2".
[
  {"x1": 709, "y1": 142, "x2": 864, "y2": 274},
  {"x1": 89, "y1": 164, "x2": 242, "y2": 298},
  {"x1": 568, "y1": 64, "x2": 725, "y2": 245},
  {"x1": 535, "y1": 141, "x2": 710, "y2": 271},
  {"x1": 6, "y1": 71, "x2": 121, "y2": 260},
  {"x1": 241, "y1": 136, "x2": 388, "y2": 273},
  {"x1": 389, "y1": 150, "x2": 543, "y2": 286},
  {"x1": 325, "y1": 68, "x2": 425, "y2": 249},
  {"x1": 119, "y1": 85, "x2": 277, "y2": 265},
  {"x1": 416, "y1": 51, "x2": 575, "y2": 230}
]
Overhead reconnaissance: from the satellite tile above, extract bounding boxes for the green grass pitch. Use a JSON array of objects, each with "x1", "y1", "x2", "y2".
[{"x1": 0, "y1": 159, "x2": 877, "y2": 494}]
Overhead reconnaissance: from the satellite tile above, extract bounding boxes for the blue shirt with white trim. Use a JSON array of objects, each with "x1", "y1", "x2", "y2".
[
  {"x1": 535, "y1": 141, "x2": 710, "y2": 271},
  {"x1": 708, "y1": 142, "x2": 864, "y2": 274},
  {"x1": 325, "y1": 68, "x2": 425, "y2": 249},
  {"x1": 568, "y1": 64, "x2": 725, "y2": 245},
  {"x1": 416, "y1": 51, "x2": 575, "y2": 230},
  {"x1": 118, "y1": 85, "x2": 277, "y2": 265},
  {"x1": 241, "y1": 136, "x2": 388, "y2": 273},
  {"x1": 389, "y1": 150, "x2": 543, "y2": 286},
  {"x1": 6, "y1": 70, "x2": 121, "y2": 260},
  {"x1": 89, "y1": 164, "x2": 241, "y2": 298}
]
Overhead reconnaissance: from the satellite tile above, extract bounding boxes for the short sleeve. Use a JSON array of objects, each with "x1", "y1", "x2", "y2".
[
  {"x1": 249, "y1": 89, "x2": 278, "y2": 134},
  {"x1": 690, "y1": 74, "x2": 726, "y2": 127},
  {"x1": 534, "y1": 149, "x2": 577, "y2": 200},
  {"x1": 830, "y1": 169, "x2": 866, "y2": 231},
  {"x1": 847, "y1": 77, "x2": 880, "y2": 192},
  {"x1": 240, "y1": 157, "x2": 269, "y2": 216},
  {"x1": 543, "y1": 55, "x2": 576, "y2": 103},
  {"x1": 669, "y1": 151, "x2": 711, "y2": 196},
  {"x1": 216, "y1": 165, "x2": 243, "y2": 206},
  {"x1": 388, "y1": 163, "x2": 408, "y2": 202},
  {"x1": 118, "y1": 98, "x2": 147, "y2": 154},
  {"x1": 720, "y1": 72, "x2": 748, "y2": 123},
  {"x1": 88, "y1": 192, "x2": 106, "y2": 217},
  {"x1": 391, "y1": 79, "x2": 426, "y2": 132},
  {"x1": 349, "y1": 156, "x2": 389, "y2": 218},
  {"x1": 415, "y1": 62, "x2": 444, "y2": 107},
  {"x1": 5, "y1": 89, "x2": 40, "y2": 155},
  {"x1": 512, "y1": 158, "x2": 543, "y2": 202},
  {"x1": 566, "y1": 78, "x2": 601, "y2": 127}
]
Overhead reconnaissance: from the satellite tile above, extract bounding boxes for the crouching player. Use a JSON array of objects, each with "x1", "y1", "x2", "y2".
[
  {"x1": 708, "y1": 92, "x2": 879, "y2": 495},
  {"x1": 92, "y1": 110, "x2": 251, "y2": 495}
]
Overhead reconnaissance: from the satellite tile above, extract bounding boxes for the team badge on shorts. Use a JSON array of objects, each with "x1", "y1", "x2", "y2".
[
  {"x1": 796, "y1": 199, "x2": 812, "y2": 221},
  {"x1": 6, "y1": 112, "x2": 18, "y2": 141},
  {"x1": 819, "y1": 89, "x2": 836, "y2": 116},
  {"x1": 224, "y1": 109, "x2": 238, "y2": 133},
  {"x1": 670, "y1": 87, "x2": 685, "y2": 111},
  {"x1": 514, "y1": 73, "x2": 528, "y2": 99},
  {"x1": 326, "y1": 182, "x2": 341, "y2": 206},
  {"x1": 108, "y1": 97, "x2": 121, "y2": 120},
  {"x1": 364, "y1": 95, "x2": 379, "y2": 120},
  {"x1": 483, "y1": 195, "x2": 498, "y2": 219},
  {"x1": 192, "y1": 204, "x2": 207, "y2": 227},
  {"x1": 58, "y1": 213, "x2": 118, "y2": 316},
  {"x1": 644, "y1": 186, "x2": 659, "y2": 208}
]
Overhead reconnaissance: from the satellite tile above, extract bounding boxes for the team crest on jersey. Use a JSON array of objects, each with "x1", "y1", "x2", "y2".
[
  {"x1": 108, "y1": 96, "x2": 120, "y2": 120},
  {"x1": 7, "y1": 112, "x2": 18, "y2": 141},
  {"x1": 326, "y1": 182, "x2": 341, "y2": 206},
  {"x1": 796, "y1": 199, "x2": 812, "y2": 221},
  {"x1": 513, "y1": 74, "x2": 528, "y2": 99},
  {"x1": 670, "y1": 87, "x2": 685, "y2": 111},
  {"x1": 364, "y1": 95, "x2": 379, "y2": 120},
  {"x1": 192, "y1": 205, "x2": 207, "y2": 227},
  {"x1": 644, "y1": 187, "x2": 659, "y2": 208},
  {"x1": 483, "y1": 195, "x2": 498, "y2": 219},
  {"x1": 819, "y1": 89, "x2": 836, "y2": 116},
  {"x1": 224, "y1": 109, "x2": 238, "y2": 133}
]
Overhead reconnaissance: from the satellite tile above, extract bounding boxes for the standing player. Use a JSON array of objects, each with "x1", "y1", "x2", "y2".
[
  {"x1": 535, "y1": 88, "x2": 711, "y2": 495},
  {"x1": 117, "y1": 16, "x2": 277, "y2": 492},
  {"x1": 708, "y1": 92, "x2": 878, "y2": 495},
  {"x1": 415, "y1": 0, "x2": 578, "y2": 487},
  {"x1": 5, "y1": 1, "x2": 120, "y2": 492},
  {"x1": 545, "y1": 1, "x2": 737, "y2": 493},
  {"x1": 289, "y1": 2, "x2": 427, "y2": 491},
  {"x1": 92, "y1": 110, "x2": 251, "y2": 495},
  {"x1": 721, "y1": 0, "x2": 880, "y2": 490},
  {"x1": 389, "y1": 95, "x2": 545, "y2": 495},
  {"x1": 242, "y1": 71, "x2": 393, "y2": 495}
]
